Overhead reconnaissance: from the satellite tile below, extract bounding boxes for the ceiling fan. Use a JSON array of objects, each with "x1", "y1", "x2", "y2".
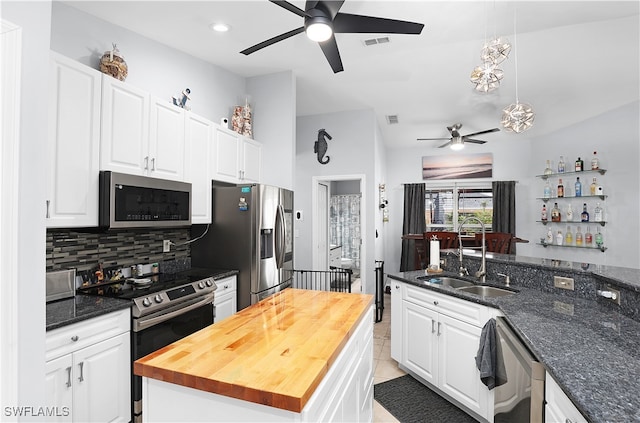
[
  {"x1": 417, "y1": 123, "x2": 500, "y2": 150},
  {"x1": 240, "y1": 0, "x2": 424, "y2": 73}
]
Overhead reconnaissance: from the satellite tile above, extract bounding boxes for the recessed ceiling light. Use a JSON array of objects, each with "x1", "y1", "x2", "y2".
[{"x1": 210, "y1": 23, "x2": 230, "y2": 32}]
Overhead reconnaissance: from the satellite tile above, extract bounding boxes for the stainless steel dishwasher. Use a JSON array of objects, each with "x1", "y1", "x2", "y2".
[{"x1": 494, "y1": 317, "x2": 546, "y2": 423}]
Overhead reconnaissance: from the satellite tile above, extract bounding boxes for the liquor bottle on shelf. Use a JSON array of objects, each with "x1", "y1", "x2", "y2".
[
  {"x1": 557, "y1": 178, "x2": 565, "y2": 198},
  {"x1": 556, "y1": 230, "x2": 563, "y2": 246},
  {"x1": 551, "y1": 203, "x2": 561, "y2": 222},
  {"x1": 544, "y1": 160, "x2": 553, "y2": 176},
  {"x1": 541, "y1": 204, "x2": 548, "y2": 222},
  {"x1": 574, "y1": 177, "x2": 582, "y2": 197},
  {"x1": 558, "y1": 156, "x2": 565, "y2": 173},
  {"x1": 581, "y1": 203, "x2": 589, "y2": 222},
  {"x1": 585, "y1": 226, "x2": 593, "y2": 246},
  {"x1": 566, "y1": 203, "x2": 574, "y2": 222},
  {"x1": 590, "y1": 177, "x2": 598, "y2": 195},
  {"x1": 595, "y1": 227, "x2": 604, "y2": 247},
  {"x1": 565, "y1": 226, "x2": 573, "y2": 245},
  {"x1": 546, "y1": 228, "x2": 554, "y2": 244},
  {"x1": 575, "y1": 227, "x2": 583, "y2": 246},
  {"x1": 543, "y1": 180, "x2": 552, "y2": 199},
  {"x1": 591, "y1": 151, "x2": 600, "y2": 170},
  {"x1": 594, "y1": 202, "x2": 603, "y2": 222},
  {"x1": 575, "y1": 157, "x2": 584, "y2": 172}
]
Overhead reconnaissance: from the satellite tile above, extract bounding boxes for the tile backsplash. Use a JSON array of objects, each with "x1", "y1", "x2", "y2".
[{"x1": 46, "y1": 228, "x2": 191, "y2": 273}]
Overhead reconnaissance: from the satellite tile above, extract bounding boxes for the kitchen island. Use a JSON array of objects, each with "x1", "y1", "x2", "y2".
[{"x1": 134, "y1": 288, "x2": 374, "y2": 422}]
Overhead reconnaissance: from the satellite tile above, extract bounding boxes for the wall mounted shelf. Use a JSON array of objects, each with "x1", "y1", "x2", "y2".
[
  {"x1": 537, "y1": 242, "x2": 606, "y2": 252},
  {"x1": 536, "y1": 169, "x2": 607, "y2": 179},
  {"x1": 538, "y1": 220, "x2": 606, "y2": 226}
]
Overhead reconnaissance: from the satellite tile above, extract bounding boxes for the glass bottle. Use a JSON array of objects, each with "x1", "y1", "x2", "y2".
[
  {"x1": 581, "y1": 203, "x2": 589, "y2": 222},
  {"x1": 574, "y1": 177, "x2": 582, "y2": 197},
  {"x1": 544, "y1": 160, "x2": 553, "y2": 176},
  {"x1": 594, "y1": 202, "x2": 603, "y2": 222},
  {"x1": 556, "y1": 230, "x2": 564, "y2": 246},
  {"x1": 546, "y1": 228, "x2": 554, "y2": 244},
  {"x1": 590, "y1": 177, "x2": 598, "y2": 196},
  {"x1": 585, "y1": 226, "x2": 593, "y2": 246},
  {"x1": 591, "y1": 151, "x2": 600, "y2": 170},
  {"x1": 557, "y1": 178, "x2": 564, "y2": 198},
  {"x1": 595, "y1": 227, "x2": 604, "y2": 247},
  {"x1": 575, "y1": 157, "x2": 583, "y2": 172},
  {"x1": 565, "y1": 226, "x2": 573, "y2": 245},
  {"x1": 566, "y1": 203, "x2": 573, "y2": 222},
  {"x1": 543, "y1": 180, "x2": 552, "y2": 199},
  {"x1": 541, "y1": 204, "x2": 548, "y2": 222},
  {"x1": 575, "y1": 227, "x2": 583, "y2": 246},
  {"x1": 551, "y1": 203, "x2": 561, "y2": 222},
  {"x1": 558, "y1": 156, "x2": 565, "y2": 173}
]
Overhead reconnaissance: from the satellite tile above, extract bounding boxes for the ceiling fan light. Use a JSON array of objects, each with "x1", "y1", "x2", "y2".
[
  {"x1": 450, "y1": 137, "x2": 465, "y2": 150},
  {"x1": 501, "y1": 102, "x2": 535, "y2": 133},
  {"x1": 306, "y1": 16, "x2": 333, "y2": 42}
]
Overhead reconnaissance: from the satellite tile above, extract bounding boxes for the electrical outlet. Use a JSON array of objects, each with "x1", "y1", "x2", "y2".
[
  {"x1": 163, "y1": 240, "x2": 171, "y2": 253},
  {"x1": 554, "y1": 276, "x2": 574, "y2": 290}
]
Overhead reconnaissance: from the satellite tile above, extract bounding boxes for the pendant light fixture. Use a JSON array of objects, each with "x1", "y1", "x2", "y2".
[
  {"x1": 470, "y1": 1, "x2": 508, "y2": 93},
  {"x1": 501, "y1": 4, "x2": 535, "y2": 133}
]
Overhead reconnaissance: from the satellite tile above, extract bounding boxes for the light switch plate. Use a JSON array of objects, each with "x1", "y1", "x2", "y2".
[
  {"x1": 554, "y1": 276, "x2": 574, "y2": 290},
  {"x1": 163, "y1": 240, "x2": 171, "y2": 253}
]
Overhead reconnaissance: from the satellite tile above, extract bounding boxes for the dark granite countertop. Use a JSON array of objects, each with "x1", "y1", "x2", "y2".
[
  {"x1": 389, "y1": 269, "x2": 640, "y2": 423},
  {"x1": 46, "y1": 295, "x2": 131, "y2": 331}
]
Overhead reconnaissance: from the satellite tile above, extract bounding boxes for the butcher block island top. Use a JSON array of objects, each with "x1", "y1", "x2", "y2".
[{"x1": 134, "y1": 288, "x2": 373, "y2": 413}]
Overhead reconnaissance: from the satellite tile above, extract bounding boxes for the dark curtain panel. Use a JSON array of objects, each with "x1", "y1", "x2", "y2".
[
  {"x1": 492, "y1": 181, "x2": 516, "y2": 252},
  {"x1": 400, "y1": 183, "x2": 426, "y2": 271}
]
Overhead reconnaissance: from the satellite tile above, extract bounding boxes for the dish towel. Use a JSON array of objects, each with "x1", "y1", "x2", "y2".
[{"x1": 475, "y1": 318, "x2": 508, "y2": 390}]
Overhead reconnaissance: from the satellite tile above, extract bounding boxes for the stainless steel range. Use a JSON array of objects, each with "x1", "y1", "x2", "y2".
[{"x1": 79, "y1": 267, "x2": 219, "y2": 423}]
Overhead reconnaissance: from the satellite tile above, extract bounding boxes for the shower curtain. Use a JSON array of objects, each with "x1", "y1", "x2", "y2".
[{"x1": 329, "y1": 194, "x2": 361, "y2": 273}]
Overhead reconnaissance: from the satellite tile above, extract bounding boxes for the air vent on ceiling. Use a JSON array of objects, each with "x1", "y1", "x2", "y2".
[
  {"x1": 386, "y1": 115, "x2": 399, "y2": 125},
  {"x1": 363, "y1": 36, "x2": 390, "y2": 46}
]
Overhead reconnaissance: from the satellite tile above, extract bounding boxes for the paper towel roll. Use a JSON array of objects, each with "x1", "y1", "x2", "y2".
[{"x1": 430, "y1": 240, "x2": 440, "y2": 269}]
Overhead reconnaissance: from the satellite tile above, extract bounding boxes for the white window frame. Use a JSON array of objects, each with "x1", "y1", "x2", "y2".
[{"x1": 425, "y1": 181, "x2": 493, "y2": 232}]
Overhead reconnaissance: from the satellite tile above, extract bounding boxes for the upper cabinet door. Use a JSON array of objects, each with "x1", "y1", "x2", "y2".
[
  {"x1": 100, "y1": 77, "x2": 149, "y2": 175},
  {"x1": 212, "y1": 126, "x2": 241, "y2": 183},
  {"x1": 185, "y1": 112, "x2": 213, "y2": 224},
  {"x1": 148, "y1": 97, "x2": 185, "y2": 181},
  {"x1": 242, "y1": 137, "x2": 262, "y2": 183},
  {"x1": 47, "y1": 52, "x2": 101, "y2": 228}
]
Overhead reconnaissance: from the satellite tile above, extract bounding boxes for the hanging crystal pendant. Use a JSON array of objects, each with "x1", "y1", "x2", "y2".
[
  {"x1": 470, "y1": 61, "x2": 504, "y2": 93},
  {"x1": 481, "y1": 37, "x2": 512, "y2": 64},
  {"x1": 501, "y1": 102, "x2": 535, "y2": 133}
]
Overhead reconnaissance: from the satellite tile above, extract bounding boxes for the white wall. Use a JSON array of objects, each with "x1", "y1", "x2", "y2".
[
  {"x1": 295, "y1": 109, "x2": 379, "y2": 293},
  {"x1": 1, "y1": 0, "x2": 51, "y2": 411}
]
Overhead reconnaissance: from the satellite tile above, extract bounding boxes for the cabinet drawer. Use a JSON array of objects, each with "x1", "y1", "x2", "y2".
[
  {"x1": 405, "y1": 284, "x2": 489, "y2": 327},
  {"x1": 215, "y1": 276, "x2": 237, "y2": 295},
  {"x1": 46, "y1": 309, "x2": 130, "y2": 361}
]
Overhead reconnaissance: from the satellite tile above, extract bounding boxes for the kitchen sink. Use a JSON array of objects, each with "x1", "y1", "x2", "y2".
[
  {"x1": 456, "y1": 285, "x2": 516, "y2": 297},
  {"x1": 417, "y1": 276, "x2": 475, "y2": 289}
]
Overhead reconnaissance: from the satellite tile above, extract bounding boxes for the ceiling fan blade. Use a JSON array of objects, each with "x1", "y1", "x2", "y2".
[
  {"x1": 270, "y1": 0, "x2": 308, "y2": 17},
  {"x1": 463, "y1": 128, "x2": 500, "y2": 138},
  {"x1": 417, "y1": 137, "x2": 451, "y2": 141},
  {"x1": 240, "y1": 27, "x2": 305, "y2": 55},
  {"x1": 314, "y1": 0, "x2": 345, "y2": 19},
  {"x1": 333, "y1": 13, "x2": 424, "y2": 34},
  {"x1": 438, "y1": 140, "x2": 453, "y2": 148},
  {"x1": 464, "y1": 138, "x2": 488, "y2": 144},
  {"x1": 318, "y1": 35, "x2": 344, "y2": 73}
]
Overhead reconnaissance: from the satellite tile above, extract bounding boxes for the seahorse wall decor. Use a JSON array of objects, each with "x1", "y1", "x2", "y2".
[{"x1": 314, "y1": 128, "x2": 333, "y2": 165}]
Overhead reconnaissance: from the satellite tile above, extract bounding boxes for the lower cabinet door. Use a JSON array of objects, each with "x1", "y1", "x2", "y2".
[
  {"x1": 402, "y1": 301, "x2": 438, "y2": 385},
  {"x1": 45, "y1": 354, "x2": 74, "y2": 422},
  {"x1": 72, "y1": 332, "x2": 131, "y2": 423},
  {"x1": 214, "y1": 291, "x2": 237, "y2": 323},
  {"x1": 438, "y1": 313, "x2": 488, "y2": 418}
]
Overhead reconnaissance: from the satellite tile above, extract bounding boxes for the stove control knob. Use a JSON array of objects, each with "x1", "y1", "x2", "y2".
[
  {"x1": 154, "y1": 294, "x2": 163, "y2": 304},
  {"x1": 142, "y1": 297, "x2": 152, "y2": 307},
  {"x1": 198, "y1": 282, "x2": 205, "y2": 289},
  {"x1": 205, "y1": 279, "x2": 213, "y2": 287}
]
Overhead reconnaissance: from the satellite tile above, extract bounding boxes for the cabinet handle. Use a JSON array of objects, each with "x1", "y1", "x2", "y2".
[
  {"x1": 78, "y1": 362, "x2": 84, "y2": 383},
  {"x1": 437, "y1": 322, "x2": 441, "y2": 336},
  {"x1": 144, "y1": 156, "x2": 149, "y2": 170},
  {"x1": 151, "y1": 157, "x2": 156, "y2": 171},
  {"x1": 431, "y1": 320, "x2": 436, "y2": 333},
  {"x1": 65, "y1": 366, "x2": 72, "y2": 388},
  {"x1": 433, "y1": 300, "x2": 439, "y2": 306},
  {"x1": 70, "y1": 335, "x2": 79, "y2": 342},
  {"x1": 46, "y1": 200, "x2": 51, "y2": 219},
  {"x1": 565, "y1": 419, "x2": 574, "y2": 423},
  {"x1": 395, "y1": 285, "x2": 399, "y2": 290},
  {"x1": 223, "y1": 285, "x2": 229, "y2": 289}
]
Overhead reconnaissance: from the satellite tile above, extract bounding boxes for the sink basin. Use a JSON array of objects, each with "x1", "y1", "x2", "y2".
[
  {"x1": 456, "y1": 285, "x2": 516, "y2": 297},
  {"x1": 417, "y1": 276, "x2": 474, "y2": 289}
]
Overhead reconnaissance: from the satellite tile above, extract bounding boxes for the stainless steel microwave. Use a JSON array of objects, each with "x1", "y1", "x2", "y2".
[{"x1": 99, "y1": 171, "x2": 192, "y2": 229}]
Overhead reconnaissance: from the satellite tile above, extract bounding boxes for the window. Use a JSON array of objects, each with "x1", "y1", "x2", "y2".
[{"x1": 425, "y1": 183, "x2": 493, "y2": 233}]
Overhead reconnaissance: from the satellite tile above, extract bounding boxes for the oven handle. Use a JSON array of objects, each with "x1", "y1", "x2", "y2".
[{"x1": 133, "y1": 294, "x2": 214, "y2": 332}]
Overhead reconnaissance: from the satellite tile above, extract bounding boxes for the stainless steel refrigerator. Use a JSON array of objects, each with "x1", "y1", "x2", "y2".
[{"x1": 191, "y1": 184, "x2": 294, "y2": 311}]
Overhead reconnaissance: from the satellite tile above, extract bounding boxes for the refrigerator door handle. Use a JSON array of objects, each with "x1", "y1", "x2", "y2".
[{"x1": 275, "y1": 204, "x2": 286, "y2": 269}]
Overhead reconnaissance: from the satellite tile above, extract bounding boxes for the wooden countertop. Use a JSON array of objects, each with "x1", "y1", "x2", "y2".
[{"x1": 134, "y1": 288, "x2": 373, "y2": 413}]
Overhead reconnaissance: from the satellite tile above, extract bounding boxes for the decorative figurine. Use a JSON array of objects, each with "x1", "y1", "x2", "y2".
[
  {"x1": 172, "y1": 88, "x2": 191, "y2": 110},
  {"x1": 314, "y1": 128, "x2": 332, "y2": 165},
  {"x1": 99, "y1": 43, "x2": 128, "y2": 81}
]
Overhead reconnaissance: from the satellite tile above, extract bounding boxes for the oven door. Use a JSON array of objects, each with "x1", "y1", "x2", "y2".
[{"x1": 131, "y1": 294, "x2": 214, "y2": 422}]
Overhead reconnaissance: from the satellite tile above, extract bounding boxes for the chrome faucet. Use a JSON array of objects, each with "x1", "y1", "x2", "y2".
[{"x1": 458, "y1": 216, "x2": 486, "y2": 283}]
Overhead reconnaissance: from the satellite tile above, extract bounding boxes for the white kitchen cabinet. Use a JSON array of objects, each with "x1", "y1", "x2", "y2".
[
  {"x1": 214, "y1": 276, "x2": 237, "y2": 322},
  {"x1": 546, "y1": 372, "x2": 586, "y2": 423},
  {"x1": 185, "y1": 112, "x2": 213, "y2": 224},
  {"x1": 47, "y1": 52, "x2": 101, "y2": 228},
  {"x1": 101, "y1": 77, "x2": 185, "y2": 181},
  {"x1": 211, "y1": 125, "x2": 261, "y2": 184},
  {"x1": 393, "y1": 281, "x2": 495, "y2": 421},
  {"x1": 46, "y1": 309, "x2": 131, "y2": 423}
]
